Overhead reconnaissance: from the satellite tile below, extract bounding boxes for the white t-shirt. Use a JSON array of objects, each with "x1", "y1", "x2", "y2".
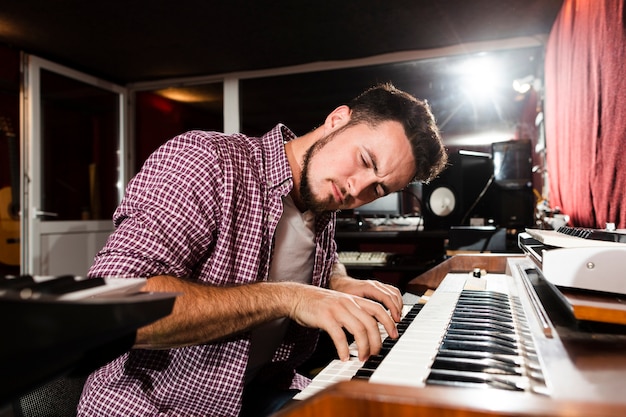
[{"x1": 245, "y1": 194, "x2": 316, "y2": 383}]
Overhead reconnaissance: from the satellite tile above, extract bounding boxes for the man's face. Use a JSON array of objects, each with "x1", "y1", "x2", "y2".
[{"x1": 300, "y1": 120, "x2": 416, "y2": 214}]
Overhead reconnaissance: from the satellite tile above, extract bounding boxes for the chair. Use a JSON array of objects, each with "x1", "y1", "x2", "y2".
[{"x1": 12, "y1": 375, "x2": 86, "y2": 417}]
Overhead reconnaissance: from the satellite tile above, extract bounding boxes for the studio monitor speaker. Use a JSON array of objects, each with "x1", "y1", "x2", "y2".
[{"x1": 422, "y1": 151, "x2": 494, "y2": 230}]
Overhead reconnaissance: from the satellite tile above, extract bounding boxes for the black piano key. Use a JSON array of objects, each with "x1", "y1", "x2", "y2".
[
  {"x1": 440, "y1": 339, "x2": 518, "y2": 356},
  {"x1": 452, "y1": 311, "x2": 513, "y2": 323},
  {"x1": 455, "y1": 304, "x2": 513, "y2": 316},
  {"x1": 445, "y1": 333, "x2": 519, "y2": 351},
  {"x1": 445, "y1": 328, "x2": 517, "y2": 344},
  {"x1": 382, "y1": 338, "x2": 397, "y2": 349},
  {"x1": 458, "y1": 296, "x2": 509, "y2": 303},
  {"x1": 431, "y1": 356, "x2": 522, "y2": 376},
  {"x1": 449, "y1": 318, "x2": 515, "y2": 333},
  {"x1": 361, "y1": 354, "x2": 385, "y2": 370},
  {"x1": 395, "y1": 304, "x2": 423, "y2": 337},
  {"x1": 396, "y1": 323, "x2": 410, "y2": 336},
  {"x1": 352, "y1": 368, "x2": 375, "y2": 380},
  {"x1": 436, "y1": 348, "x2": 521, "y2": 367},
  {"x1": 402, "y1": 304, "x2": 424, "y2": 320},
  {"x1": 460, "y1": 290, "x2": 510, "y2": 301},
  {"x1": 427, "y1": 370, "x2": 524, "y2": 391},
  {"x1": 379, "y1": 339, "x2": 397, "y2": 355},
  {"x1": 456, "y1": 301, "x2": 512, "y2": 309}
]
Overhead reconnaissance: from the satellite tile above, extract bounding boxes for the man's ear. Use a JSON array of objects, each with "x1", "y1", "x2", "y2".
[{"x1": 324, "y1": 105, "x2": 352, "y2": 130}]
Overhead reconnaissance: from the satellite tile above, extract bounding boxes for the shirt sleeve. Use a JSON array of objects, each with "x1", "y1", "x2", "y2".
[{"x1": 89, "y1": 135, "x2": 223, "y2": 279}]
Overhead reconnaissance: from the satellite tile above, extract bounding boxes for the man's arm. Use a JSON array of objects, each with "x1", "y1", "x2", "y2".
[
  {"x1": 135, "y1": 274, "x2": 398, "y2": 361},
  {"x1": 134, "y1": 276, "x2": 295, "y2": 349}
]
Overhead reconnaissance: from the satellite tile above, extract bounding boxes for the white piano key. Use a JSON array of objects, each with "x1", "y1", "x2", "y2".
[
  {"x1": 369, "y1": 290, "x2": 461, "y2": 387},
  {"x1": 293, "y1": 359, "x2": 364, "y2": 401}
]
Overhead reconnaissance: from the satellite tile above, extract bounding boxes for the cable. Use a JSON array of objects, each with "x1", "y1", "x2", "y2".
[{"x1": 459, "y1": 173, "x2": 495, "y2": 226}]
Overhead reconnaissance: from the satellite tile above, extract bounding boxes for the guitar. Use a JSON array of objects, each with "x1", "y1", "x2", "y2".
[{"x1": 0, "y1": 116, "x2": 20, "y2": 266}]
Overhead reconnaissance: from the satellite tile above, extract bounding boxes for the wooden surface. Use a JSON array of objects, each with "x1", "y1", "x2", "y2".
[
  {"x1": 274, "y1": 380, "x2": 626, "y2": 417},
  {"x1": 562, "y1": 289, "x2": 626, "y2": 325},
  {"x1": 405, "y1": 253, "x2": 518, "y2": 294}
]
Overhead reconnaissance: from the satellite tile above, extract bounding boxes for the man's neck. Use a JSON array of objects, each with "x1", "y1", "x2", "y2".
[{"x1": 284, "y1": 128, "x2": 322, "y2": 212}]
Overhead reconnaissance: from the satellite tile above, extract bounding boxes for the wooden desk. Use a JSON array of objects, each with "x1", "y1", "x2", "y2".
[
  {"x1": 405, "y1": 253, "x2": 519, "y2": 293},
  {"x1": 274, "y1": 380, "x2": 626, "y2": 417}
]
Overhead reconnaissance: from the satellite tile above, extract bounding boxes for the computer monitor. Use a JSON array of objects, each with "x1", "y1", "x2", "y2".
[
  {"x1": 492, "y1": 139, "x2": 532, "y2": 189},
  {"x1": 353, "y1": 192, "x2": 402, "y2": 217}
]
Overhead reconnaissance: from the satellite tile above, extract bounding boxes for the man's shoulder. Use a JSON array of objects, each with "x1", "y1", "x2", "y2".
[
  {"x1": 172, "y1": 124, "x2": 290, "y2": 150},
  {"x1": 157, "y1": 130, "x2": 263, "y2": 162},
  {"x1": 173, "y1": 130, "x2": 260, "y2": 146}
]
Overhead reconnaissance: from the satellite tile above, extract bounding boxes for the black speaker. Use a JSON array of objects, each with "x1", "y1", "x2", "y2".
[{"x1": 422, "y1": 151, "x2": 494, "y2": 230}]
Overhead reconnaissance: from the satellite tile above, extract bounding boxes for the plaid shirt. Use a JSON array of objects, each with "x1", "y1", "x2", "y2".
[{"x1": 77, "y1": 125, "x2": 337, "y2": 417}]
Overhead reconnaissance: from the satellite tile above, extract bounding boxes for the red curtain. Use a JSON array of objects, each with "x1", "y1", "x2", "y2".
[{"x1": 545, "y1": 0, "x2": 626, "y2": 228}]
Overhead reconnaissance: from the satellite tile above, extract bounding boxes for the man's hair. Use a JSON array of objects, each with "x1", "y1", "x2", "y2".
[{"x1": 347, "y1": 83, "x2": 448, "y2": 183}]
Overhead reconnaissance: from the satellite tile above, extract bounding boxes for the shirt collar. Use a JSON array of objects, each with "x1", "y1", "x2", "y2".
[{"x1": 262, "y1": 124, "x2": 296, "y2": 194}]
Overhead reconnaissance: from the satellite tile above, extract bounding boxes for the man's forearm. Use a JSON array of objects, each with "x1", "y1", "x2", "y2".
[{"x1": 134, "y1": 276, "x2": 300, "y2": 349}]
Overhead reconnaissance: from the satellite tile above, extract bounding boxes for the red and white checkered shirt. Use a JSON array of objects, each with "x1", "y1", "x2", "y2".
[{"x1": 77, "y1": 125, "x2": 337, "y2": 417}]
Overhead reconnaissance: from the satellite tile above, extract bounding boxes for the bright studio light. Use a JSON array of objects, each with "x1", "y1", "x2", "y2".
[
  {"x1": 513, "y1": 75, "x2": 534, "y2": 94},
  {"x1": 459, "y1": 56, "x2": 502, "y2": 98}
]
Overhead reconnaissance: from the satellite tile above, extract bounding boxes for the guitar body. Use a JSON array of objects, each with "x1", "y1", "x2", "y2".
[
  {"x1": 0, "y1": 186, "x2": 20, "y2": 266},
  {"x1": 0, "y1": 116, "x2": 20, "y2": 267}
]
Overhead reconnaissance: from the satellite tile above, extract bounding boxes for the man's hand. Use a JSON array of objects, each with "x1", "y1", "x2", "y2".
[
  {"x1": 287, "y1": 284, "x2": 399, "y2": 362},
  {"x1": 135, "y1": 273, "x2": 402, "y2": 363},
  {"x1": 329, "y1": 274, "x2": 403, "y2": 322}
]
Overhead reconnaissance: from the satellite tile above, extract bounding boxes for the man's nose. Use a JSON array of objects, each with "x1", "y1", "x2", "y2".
[{"x1": 348, "y1": 173, "x2": 376, "y2": 200}]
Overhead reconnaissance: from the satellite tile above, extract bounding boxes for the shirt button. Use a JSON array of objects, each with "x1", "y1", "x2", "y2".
[{"x1": 267, "y1": 215, "x2": 274, "y2": 222}]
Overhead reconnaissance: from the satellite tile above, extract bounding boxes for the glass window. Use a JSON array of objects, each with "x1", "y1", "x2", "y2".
[
  {"x1": 40, "y1": 69, "x2": 120, "y2": 221},
  {"x1": 134, "y1": 83, "x2": 224, "y2": 172}
]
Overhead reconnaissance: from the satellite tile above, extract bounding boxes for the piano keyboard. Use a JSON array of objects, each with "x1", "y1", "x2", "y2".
[
  {"x1": 1, "y1": 274, "x2": 177, "y2": 404},
  {"x1": 524, "y1": 227, "x2": 626, "y2": 249},
  {"x1": 0, "y1": 274, "x2": 148, "y2": 300},
  {"x1": 295, "y1": 272, "x2": 546, "y2": 401},
  {"x1": 338, "y1": 251, "x2": 391, "y2": 266}
]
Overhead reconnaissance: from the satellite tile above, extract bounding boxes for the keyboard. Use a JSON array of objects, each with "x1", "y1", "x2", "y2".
[
  {"x1": 295, "y1": 270, "x2": 543, "y2": 401},
  {"x1": 520, "y1": 228, "x2": 626, "y2": 295},
  {"x1": 0, "y1": 274, "x2": 177, "y2": 404},
  {"x1": 556, "y1": 225, "x2": 626, "y2": 243},
  {"x1": 295, "y1": 303, "x2": 417, "y2": 400},
  {"x1": 292, "y1": 255, "x2": 626, "y2": 414},
  {"x1": 338, "y1": 251, "x2": 391, "y2": 266},
  {"x1": 524, "y1": 228, "x2": 626, "y2": 249},
  {"x1": 0, "y1": 274, "x2": 148, "y2": 300}
]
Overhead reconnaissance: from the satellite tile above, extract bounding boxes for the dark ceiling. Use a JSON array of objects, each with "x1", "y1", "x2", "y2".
[{"x1": 0, "y1": 0, "x2": 564, "y2": 85}]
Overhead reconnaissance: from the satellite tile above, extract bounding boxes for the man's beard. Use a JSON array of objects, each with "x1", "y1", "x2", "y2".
[{"x1": 299, "y1": 132, "x2": 338, "y2": 215}]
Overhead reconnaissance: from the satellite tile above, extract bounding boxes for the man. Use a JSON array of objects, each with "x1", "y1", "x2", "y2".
[{"x1": 77, "y1": 83, "x2": 447, "y2": 417}]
